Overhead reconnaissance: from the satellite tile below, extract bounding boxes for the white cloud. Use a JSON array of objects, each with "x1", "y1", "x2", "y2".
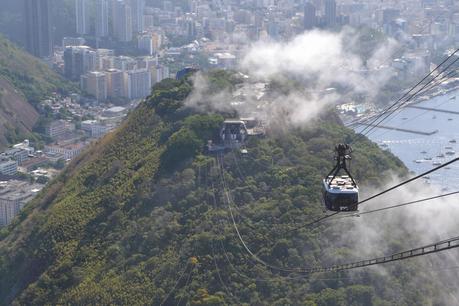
[{"x1": 185, "y1": 28, "x2": 398, "y2": 127}]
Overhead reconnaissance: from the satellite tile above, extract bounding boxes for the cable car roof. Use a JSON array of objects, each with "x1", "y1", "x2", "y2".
[{"x1": 323, "y1": 176, "x2": 358, "y2": 193}]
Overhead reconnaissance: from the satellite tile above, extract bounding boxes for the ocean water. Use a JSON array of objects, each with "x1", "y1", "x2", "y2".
[{"x1": 354, "y1": 89, "x2": 459, "y2": 190}]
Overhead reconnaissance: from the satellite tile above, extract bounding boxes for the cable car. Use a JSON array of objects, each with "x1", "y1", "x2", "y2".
[
  {"x1": 323, "y1": 144, "x2": 359, "y2": 212},
  {"x1": 220, "y1": 120, "x2": 248, "y2": 146}
]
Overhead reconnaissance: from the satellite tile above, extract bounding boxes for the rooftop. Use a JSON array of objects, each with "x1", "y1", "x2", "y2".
[{"x1": 0, "y1": 180, "x2": 44, "y2": 202}]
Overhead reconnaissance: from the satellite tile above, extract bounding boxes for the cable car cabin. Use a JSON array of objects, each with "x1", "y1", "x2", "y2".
[
  {"x1": 322, "y1": 175, "x2": 359, "y2": 211},
  {"x1": 220, "y1": 120, "x2": 248, "y2": 146},
  {"x1": 322, "y1": 144, "x2": 359, "y2": 212}
]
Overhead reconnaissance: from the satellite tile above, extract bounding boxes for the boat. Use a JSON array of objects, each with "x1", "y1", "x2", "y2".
[
  {"x1": 450, "y1": 139, "x2": 457, "y2": 143},
  {"x1": 448, "y1": 118, "x2": 453, "y2": 121},
  {"x1": 445, "y1": 146, "x2": 453, "y2": 150},
  {"x1": 445, "y1": 150, "x2": 455, "y2": 155},
  {"x1": 445, "y1": 167, "x2": 451, "y2": 170},
  {"x1": 415, "y1": 160, "x2": 423, "y2": 163},
  {"x1": 424, "y1": 157, "x2": 432, "y2": 160},
  {"x1": 423, "y1": 176, "x2": 430, "y2": 179},
  {"x1": 402, "y1": 117, "x2": 408, "y2": 120},
  {"x1": 433, "y1": 161, "x2": 442, "y2": 165},
  {"x1": 437, "y1": 153, "x2": 445, "y2": 158},
  {"x1": 421, "y1": 150, "x2": 427, "y2": 154},
  {"x1": 450, "y1": 96, "x2": 456, "y2": 100}
]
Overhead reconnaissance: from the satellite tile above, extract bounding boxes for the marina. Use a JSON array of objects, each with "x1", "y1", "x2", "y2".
[{"x1": 353, "y1": 88, "x2": 459, "y2": 190}]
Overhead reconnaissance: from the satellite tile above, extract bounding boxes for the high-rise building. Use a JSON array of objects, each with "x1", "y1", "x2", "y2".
[
  {"x1": 76, "y1": 0, "x2": 90, "y2": 35},
  {"x1": 113, "y1": 0, "x2": 133, "y2": 41},
  {"x1": 0, "y1": 181, "x2": 41, "y2": 227},
  {"x1": 304, "y1": 2, "x2": 317, "y2": 30},
  {"x1": 128, "y1": 0, "x2": 145, "y2": 33},
  {"x1": 81, "y1": 71, "x2": 108, "y2": 101},
  {"x1": 114, "y1": 56, "x2": 137, "y2": 70},
  {"x1": 96, "y1": 49, "x2": 115, "y2": 70},
  {"x1": 152, "y1": 63, "x2": 169, "y2": 83},
  {"x1": 106, "y1": 69, "x2": 125, "y2": 97},
  {"x1": 151, "y1": 32, "x2": 162, "y2": 51},
  {"x1": 24, "y1": 0, "x2": 53, "y2": 58},
  {"x1": 124, "y1": 69, "x2": 151, "y2": 99},
  {"x1": 138, "y1": 33, "x2": 154, "y2": 55},
  {"x1": 64, "y1": 46, "x2": 97, "y2": 81},
  {"x1": 185, "y1": 18, "x2": 197, "y2": 39},
  {"x1": 324, "y1": 0, "x2": 336, "y2": 28},
  {"x1": 96, "y1": 0, "x2": 109, "y2": 37}
]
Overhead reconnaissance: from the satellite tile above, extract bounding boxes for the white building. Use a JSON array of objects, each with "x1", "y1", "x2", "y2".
[
  {"x1": 106, "y1": 68, "x2": 125, "y2": 98},
  {"x1": 44, "y1": 143, "x2": 85, "y2": 160},
  {"x1": 114, "y1": 56, "x2": 137, "y2": 71},
  {"x1": 0, "y1": 159, "x2": 18, "y2": 176},
  {"x1": 81, "y1": 120, "x2": 111, "y2": 137},
  {"x1": 76, "y1": 0, "x2": 90, "y2": 35},
  {"x1": 0, "y1": 181, "x2": 42, "y2": 226},
  {"x1": 96, "y1": 0, "x2": 109, "y2": 37},
  {"x1": 81, "y1": 71, "x2": 108, "y2": 101},
  {"x1": 151, "y1": 64, "x2": 170, "y2": 83},
  {"x1": 96, "y1": 49, "x2": 115, "y2": 70},
  {"x1": 213, "y1": 52, "x2": 237, "y2": 69},
  {"x1": 44, "y1": 120, "x2": 75, "y2": 140},
  {"x1": 4, "y1": 149, "x2": 29, "y2": 165},
  {"x1": 138, "y1": 33, "x2": 154, "y2": 55},
  {"x1": 125, "y1": 69, "x2": 152, "y2": 99}
]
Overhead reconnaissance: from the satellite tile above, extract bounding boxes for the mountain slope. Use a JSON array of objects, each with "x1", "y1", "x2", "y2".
[
  {"x1": 0, "y1": 35, "x2": 76, "y2": 148},
  {"x1": 0, "y1": 77, "x2": 39, "y2": 149},
  {"x1": 0, "y1": 35, "x2": 76, "y2": 106},
  {"x1": 0, "y1": 73, "x2": 446, "y2": 305}
]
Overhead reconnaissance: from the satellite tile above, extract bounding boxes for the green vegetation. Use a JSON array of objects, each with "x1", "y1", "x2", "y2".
[
  {"x1": 0, "y1": 35, "x2": 77, "y2": 106},
  {"x1": 0, "y1": 71, "x2": 446, "y2": 305}
]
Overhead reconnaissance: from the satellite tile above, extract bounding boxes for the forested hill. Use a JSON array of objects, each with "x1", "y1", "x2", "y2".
[
  {"x1": 0, "y1": 35, "x2": 75, "y2": 105},
  {"x1": 0, "y1": 71, "x2": 444, "y2": 305},
  {"x1": 0, "y1": 35, "x2": 76, "y2": 148}
]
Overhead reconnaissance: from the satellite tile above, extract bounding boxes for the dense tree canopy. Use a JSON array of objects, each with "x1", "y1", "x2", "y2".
[{"x1": 0, "y1": 71, "x2": 448, "y2": 305}]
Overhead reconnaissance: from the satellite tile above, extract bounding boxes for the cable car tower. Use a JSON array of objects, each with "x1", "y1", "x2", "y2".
[{"x1": 323, "y1": 144, "x2": 359, "y2": 212}]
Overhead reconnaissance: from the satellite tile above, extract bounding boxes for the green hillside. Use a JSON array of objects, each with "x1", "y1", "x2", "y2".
[
  {"x1": 0, "y1": 35, "x2": 76, "y2": 106},
  {"x1": 0, "y1": 35, "x2": 77, "y2": 148},
  {"x1": 0, "y1": 72, "x2": 446, "y2": 305}
]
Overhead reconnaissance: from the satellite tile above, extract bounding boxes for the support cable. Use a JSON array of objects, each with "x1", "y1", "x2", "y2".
[
  {"x1": 358, "y1": 55, "x2": 459, "y2": 139},
  {"x1": 346, "y1": 68, "x2": 459, "y2": 128},
  {"x1": 285, "y1": 157, "x2": 459, "y2": 234},
  {"x1": 159, "y1": 262, "x2": 191, "y2": 306},
  {"x1": 331, "y1": 190, "x2": 459, "y2": 220},
  {"x1": 219, "y1": 153, "x2": 459, "y2": 274},
  {"x1": 355, "y1": 48, "x2": 459, "y2": 139}
]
